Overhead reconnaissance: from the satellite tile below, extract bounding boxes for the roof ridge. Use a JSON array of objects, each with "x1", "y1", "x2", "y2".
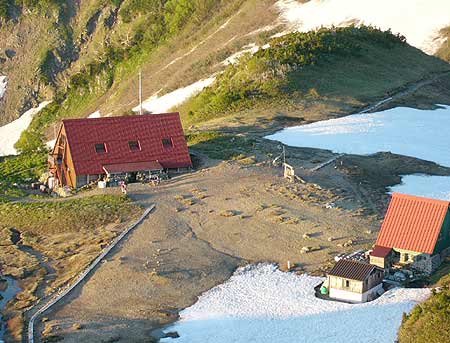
[{"x1": 62, "y1": 112, "x2": 180, "y2": 123}]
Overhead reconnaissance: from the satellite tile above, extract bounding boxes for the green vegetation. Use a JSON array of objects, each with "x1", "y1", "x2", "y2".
[
  {"x1": 399, "y1": 272, "x2": 450, "y2": 343},
  {"x1": 186, "y1": 131, "x2": 256, "y2": 160},
  {"x1": 180, "y1": 25, "x2": 449, "y2": 125},
  {"x1": 0, "y1": 152, "x2": 47, "y2": 200},
  {"x1": 436, "y1": 26, "x2": 450, "y2": 62},
  {"x1": 18, "y1": 0, "x2": 230, "y2": 145},
  {"x1": 0, "y1": 0, "x2": 63, "y2": 20},
  {"x1": 0, "y1": 194, "x2": 137, "y2": 233}
]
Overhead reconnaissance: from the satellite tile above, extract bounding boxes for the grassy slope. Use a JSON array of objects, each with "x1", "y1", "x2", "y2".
[
  {"x1": 398, "y1": 272, "x2": 450, "y2": 343},
  {"x1": 178, "y1": 26, "x2": 450, "y2": 131},
  {"x1": 11, "y1": 0, "x2": 278, "y2": 148}
]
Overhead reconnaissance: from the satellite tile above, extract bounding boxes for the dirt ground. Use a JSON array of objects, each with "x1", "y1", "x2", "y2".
[
  {"x1": 35, "y1": 156, "x2": 383, "y2": 342},
  {"x1": 7, "y1": 70, "x2": 450, "y2": 343}
]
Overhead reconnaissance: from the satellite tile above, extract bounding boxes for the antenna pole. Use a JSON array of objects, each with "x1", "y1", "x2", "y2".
[{"x1": 139, "y1": 70, "x2": 143, "y2": 115}]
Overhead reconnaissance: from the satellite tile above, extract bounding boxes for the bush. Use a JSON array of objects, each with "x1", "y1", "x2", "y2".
[{"x1": 398, "y1": 274, "x2": 450, "y2": 343}]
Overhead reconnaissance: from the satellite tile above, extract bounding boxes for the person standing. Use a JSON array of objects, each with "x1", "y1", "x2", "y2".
[{"x1": 120, "y1": 180, "x2": 127, "y2": 195}]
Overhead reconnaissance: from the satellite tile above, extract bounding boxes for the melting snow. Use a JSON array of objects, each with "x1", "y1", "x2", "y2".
[
  {"x1": 275, "y1": 0, "x2": 450, "y2": 54},
  {"x1": 266, "y1": 105, "x2": 450, "y2": 199},
  {"x1": 389, "y1": 174, "x2": 450, "y2": 201},
  {"x1": 266, "y1": 105, "x2": 450, "y2": 167},
  {"x1": 0, "y1": 101, "x2": 51, "y2": 156},
  {"x1": 161, "y1": 264, "x2": 429, "y2": 343},
  {"x1": 133, "y1": 77, "x2": 216, "y2": 114},
  {"x1": 222, "y1": 44, "x2": 260, "y2": 65},
  {"x1": 0, "y1": 76, "x2": 7, "y2": 100}
]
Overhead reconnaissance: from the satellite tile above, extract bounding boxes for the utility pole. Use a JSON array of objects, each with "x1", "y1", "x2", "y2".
[{"x1": 139, "y1": 69, "x2": 143, "y2": 115}]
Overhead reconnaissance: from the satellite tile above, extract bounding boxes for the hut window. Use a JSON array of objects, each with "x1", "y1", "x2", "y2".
[
  {"x1": 95, "y1": 143, "x2": 107, "y2": 153},
  {"x1": 128, "y1": 140, "x2": 141, "y2": 151},
  {"x1": 162, "y1": 138, "x2": 173, "y2": 148},
  {"x1": 344, "y1": 280, "x2": 350, "y2": 288}
]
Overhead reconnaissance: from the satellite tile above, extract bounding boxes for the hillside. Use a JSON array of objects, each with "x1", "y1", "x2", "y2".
[
  {"x1": 1, "y1": 1, "x2": 450, "y2": 151},
  {"x1": 0, "y1": 0, "x2": 277, "y2": 127},
  {"x1": 178, "y1": 26, "x2": 450, "y2": 129},
  {"x1": 399, "y1": 273, "x2": 450, "y2": 343}
]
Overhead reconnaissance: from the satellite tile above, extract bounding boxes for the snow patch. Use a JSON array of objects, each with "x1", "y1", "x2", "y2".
[
  {"x1": 389, "y1": 174, "x2": 450, "y2": 201},
  {"x1": 0, "y1": 101, "x2": 52, "y2": 157},
  {"x1": 133, "y1": 77, "x2": 216, "y2": 114},
  {"x1": 222, "y1": 44, "x2": 260, "y2": 65},
  {"x1": 161, "y1": 264, "x2": 429, "y2": 343},
  {"x1": 0, "y1": 76, "x2": 7, "y2": 100},
  {"x1": 266, "y1": 105, "x2": 450, "y2": 168},
  {"x1": 88, "y1": 110, "x2": 101, "y2": 118},
  {"x1": 275, "y1": 0, "x2": 450, "y2": 54}
]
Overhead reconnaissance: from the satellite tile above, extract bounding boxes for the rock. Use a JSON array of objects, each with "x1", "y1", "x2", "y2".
[
  {"x1": 72, "y1": 323, "x2": 83, "y2": 330},
  {"x1": 301, "y1": 246, "x2": 311, "y2": 254},
  {"x1": 164, "y1": 332, "x2": 180, "y2": 339}
]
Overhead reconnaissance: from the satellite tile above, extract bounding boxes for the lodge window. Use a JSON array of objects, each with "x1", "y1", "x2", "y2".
[
  {"x1": 58, "y1": 135, "x2": 66, "y2": 146},
  {"x1": 162, "y1": 138, "x2": 173, "y2": 148},
  {"x1": 128, "y1": 140, "x2": 141, "y2": 151},
  {"x1": 344, "y1": 280, "x2": 350, "y2": 288},
  {"x1": 95, "y1": 143, "x2": 107, "y2": 153}
]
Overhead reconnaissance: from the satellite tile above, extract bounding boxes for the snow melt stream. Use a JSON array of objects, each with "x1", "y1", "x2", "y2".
[
  {"x1": 161, "y1": 264, "x2": 429, "y2": 343},
  {"x1": 0, "y1": 101, "x2": 51, "y2": 156}
]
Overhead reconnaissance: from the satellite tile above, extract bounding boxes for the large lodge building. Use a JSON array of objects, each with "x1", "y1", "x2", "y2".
[{"x1": 48, "y1": 113, "x2": 192, "y2": 188}]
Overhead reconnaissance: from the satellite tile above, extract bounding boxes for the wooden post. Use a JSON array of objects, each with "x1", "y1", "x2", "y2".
[{"x1": 287, "y1": 260, "x2": 291, "y2": 271}]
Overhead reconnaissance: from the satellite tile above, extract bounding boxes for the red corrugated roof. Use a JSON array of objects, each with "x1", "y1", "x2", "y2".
[
  {"x1": 103, "y1": 161, "x2": 163, "y2": 174},
  {"x1": 62, "y1": 113, "x2": 192, "y2": 175},
  {"x1": 370, "y1": 245, "x2": 392, "y2": 258},
  {"x1": 376, "y1": 193, "x2": 450, "y2": 254}
]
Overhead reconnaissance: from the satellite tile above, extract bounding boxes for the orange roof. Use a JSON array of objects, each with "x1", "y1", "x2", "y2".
[{"x1": 376, "y1": 193, "x2": 450, "y2": 254}]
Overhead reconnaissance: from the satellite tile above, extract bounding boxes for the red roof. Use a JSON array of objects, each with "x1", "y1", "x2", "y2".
[
  {"x1": 62, "y1": 113, "x2": 192, "y2": 175},
  {"x1": 376, "y1": 193, "x2": 450, "y2": 254},
  {"x1": 370, "y1": 245, "x2": 392, "y2": 258},
  {"x1": 103, "y1": 161, "x2": 163, "y2": 174}
]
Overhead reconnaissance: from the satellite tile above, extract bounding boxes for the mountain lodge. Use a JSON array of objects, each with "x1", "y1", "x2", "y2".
[
  {"x1": 369, "y1": 193, "x2": 450, "y2": 275},
  {"x1": 48, "y1": 113, "x2": 192, "y2": 188}
]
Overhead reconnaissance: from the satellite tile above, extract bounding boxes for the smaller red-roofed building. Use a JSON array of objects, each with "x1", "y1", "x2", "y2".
[
  {"x1": 369, "y1": 193, "x2": 450, "y2": 274},
  {"x1": 48, "y1": 113, "x2": 192, "y2": 188},
  {"x1": 326, "y1": 259, "x2": 384, "y2": 303}
]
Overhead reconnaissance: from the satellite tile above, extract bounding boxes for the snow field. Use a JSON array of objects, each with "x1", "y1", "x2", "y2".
[
  {"x1": 275, "y1": 0, "x2": 450, "y2": 54},
  {"x1": 266, "y1": 105, "x2": 450, "y2": 167},
  {"x1": 389, "y1": 174, "x2": 450, "y2": 201},
  {"x1": 266, "y1": 105, "x2": 450, "y2": 200},
  {"x1": 0, "y1": 101, "x2": 52, "y2": 156},
  {"x1": 161, "y1": 264, "x2": 429, "y2": 343}
]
